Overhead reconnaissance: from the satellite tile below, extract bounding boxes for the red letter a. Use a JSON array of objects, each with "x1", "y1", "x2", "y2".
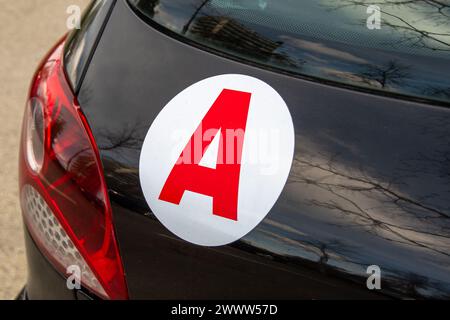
[{"x1": 158, "y1": 89, "x2": 252, "y2": 221}]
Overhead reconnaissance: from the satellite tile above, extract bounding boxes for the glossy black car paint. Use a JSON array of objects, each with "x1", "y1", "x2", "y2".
[
  {"x1": 22, "y1": 0, "x2": 450, "y2": 299},
  {"x1": 69, "y1": 0, "x2": 450, "y2": 299},
  {"x1": 64, "y1": 0, "x2": 115, "y2": 94},
  {"x1": 23, "y1": 229, "x2": 93, "y2": 300}
]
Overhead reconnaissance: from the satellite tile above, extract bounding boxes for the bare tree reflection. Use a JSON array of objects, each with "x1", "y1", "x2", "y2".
[
  {"x1": 423, "y1": 86, "x2": 450, "y2": 100},
  {"x1": 358, "y1": 60, "x2": 411, "y2": 88},
  {"x1": 92, "y1": 122, "x2": 147, "y2": 210},
  {"x1": 327, "y1": 0, "x2": 450, "y2": 51},
  {"x1": 98, "y1": 123, "x2": 144, "y2": 152},
  {"x1": 289, "y1": 152, "x2": 450, "y2": 258},
  {"x1": 398, "y1": 115, "x2": 450, "y2": 201},
  {"x1": 242, "y1": 217, "x2": 450, "y2": 298}
]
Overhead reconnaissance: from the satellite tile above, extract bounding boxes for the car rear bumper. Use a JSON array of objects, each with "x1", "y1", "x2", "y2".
[{"x1": 22, "y1": 227, "x2": 93, "y2": 300}]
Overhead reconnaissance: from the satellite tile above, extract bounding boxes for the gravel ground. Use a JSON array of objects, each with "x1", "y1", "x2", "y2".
[{"x1": 0, "y1": 0, "x2": 90, "y2": 300}]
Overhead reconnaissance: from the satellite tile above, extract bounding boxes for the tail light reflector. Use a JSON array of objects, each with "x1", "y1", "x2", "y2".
[{"x1": 19, "y1": 40, "x2": 128, "y2": 300}]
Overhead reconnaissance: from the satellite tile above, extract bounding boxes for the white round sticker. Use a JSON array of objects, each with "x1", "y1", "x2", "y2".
[{"x1": 139, "y1": 74, "x2": 295, "y2": 246}]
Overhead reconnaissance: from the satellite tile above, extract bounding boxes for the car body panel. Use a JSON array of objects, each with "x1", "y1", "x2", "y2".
[
  {"x1": 70, "y1": 0, "x2": 450, "y2": 299},
  {"x1": 64, "y1": 0, "x2": 115, "y2": 93},
  {"x1": 23, "y1": 230, "x2": 77, "y2": 300}
]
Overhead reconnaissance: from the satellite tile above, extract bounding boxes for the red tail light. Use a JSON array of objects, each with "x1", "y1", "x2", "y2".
[{"x1": 19, "y1": 40, "x2": 128, "y2": 300}]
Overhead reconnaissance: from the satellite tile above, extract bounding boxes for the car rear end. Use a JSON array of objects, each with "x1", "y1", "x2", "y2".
[{"x1": 19, "y1": 0, "x2": 450, "y2": 300}]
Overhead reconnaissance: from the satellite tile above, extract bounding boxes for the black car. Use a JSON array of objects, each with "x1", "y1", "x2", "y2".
[{"x1": 18, "y1": 0, "x2": 450, "y2": 300}]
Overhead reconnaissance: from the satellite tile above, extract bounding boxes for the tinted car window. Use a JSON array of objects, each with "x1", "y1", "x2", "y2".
[{"x1": 128, "y1": 0, "x2": 450, "y2": 105}]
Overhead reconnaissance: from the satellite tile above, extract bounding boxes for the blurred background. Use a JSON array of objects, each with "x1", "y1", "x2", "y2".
[{"x1": 0, "y1": 0, "x2": 90, "y2": 299}]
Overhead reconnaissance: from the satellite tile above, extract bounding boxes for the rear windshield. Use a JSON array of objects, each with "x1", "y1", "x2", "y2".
[{"x1": 129, "y1": 0, "x2": 450, "y2": 105}]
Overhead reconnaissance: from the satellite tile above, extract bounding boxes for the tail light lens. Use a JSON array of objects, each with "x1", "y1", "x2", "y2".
[{"x1": 19, "y1": 40, "x2": 128, "y2": 300}]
